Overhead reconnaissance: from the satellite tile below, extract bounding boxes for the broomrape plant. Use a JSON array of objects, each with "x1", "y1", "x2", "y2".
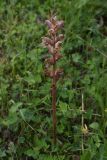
[{"x1": 42, "y1": 15, "x2": 64, "y2": 144}]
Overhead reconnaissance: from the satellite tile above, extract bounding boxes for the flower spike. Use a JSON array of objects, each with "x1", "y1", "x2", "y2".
[{"x1": 42, "y1": 15, "x2": 64, "y2": 144}]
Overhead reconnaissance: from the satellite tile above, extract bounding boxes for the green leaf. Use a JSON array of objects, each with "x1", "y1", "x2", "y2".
[
  {"x1": 89, "y1": 122, "x2": 99, "y2": 130},
  {"x1": 19, "y1": 108, "x2": 35, "y2": 122},
  {"x1": 9, "y1": 102, "x2": 22, "y2": 113},
  {"x1": 18, "y1": 137, "x2": 25, "y2": 144},
  {"x1": 59, "y1": 101, "x2": 68, "y2": 114},
  {"x1": 80, "y1": 150, "x2": 91, "y2": 160},
  {"x1": 0, "y1": 149, "x2": 6, "y2": 157},
  {"x1": 72, "y1": 53, "x2": 81, "y2": 63},
  {"x1": 24, "y1": 74, "x2": 41, "y2": 84},
  {"x1": 25, "y1": 149, "x2": 39, "y2": 159},
  {"x1": 76, "y1": 0, "x2": 89, "y2": 8},
  {"x1": 35, "y1": 74, "x2": 41, "y2": 83},
  {"x1": 4, "y1": 113, "x2": 18, "y2": 126}
]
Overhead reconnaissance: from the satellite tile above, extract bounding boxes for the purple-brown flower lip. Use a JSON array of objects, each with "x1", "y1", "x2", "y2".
[{"x1": 45, "y1": 16, "x2": 64, "y2": 32}]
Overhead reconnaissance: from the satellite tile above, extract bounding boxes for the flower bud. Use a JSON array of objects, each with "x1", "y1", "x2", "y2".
[
  {"x1": 45, "y1": 20, "x2": 52, "y2": 28},
  {"x1": 42, "y1": 37, "x2": 54, "y2": 46},
  {"x1": 55, "y1": 34, "x2": 64, "y2": 43},
  {"x1": 56, "y1": 20, "x2": 64, "y2": 29},
  {"x1": 55, "y1": 41, "x2": 62, "y2": 49}
]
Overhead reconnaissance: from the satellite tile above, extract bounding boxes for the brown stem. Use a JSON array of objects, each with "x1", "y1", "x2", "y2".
[
  {"x1": 52, "y1": 34, "x2": 57, "y2": 145},
  {"x1": 52, "y1": 76, "x2": 56, "y2": 144}
]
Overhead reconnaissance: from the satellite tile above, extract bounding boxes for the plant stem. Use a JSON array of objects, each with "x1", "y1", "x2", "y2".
[
  {"x1": 52, "y1": 34, "x2": 57, "y2": 145},
  {"x1": 82, "y1": 93, "x2": 84, "y2": 152},
  {"x1": 52, "y1": 76, "x2": 56, "y2": 144}
]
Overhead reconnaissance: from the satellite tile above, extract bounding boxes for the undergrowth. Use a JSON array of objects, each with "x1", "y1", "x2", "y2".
[{"x1": 0, "y1": 0, "x2": 107, "y2": 159}]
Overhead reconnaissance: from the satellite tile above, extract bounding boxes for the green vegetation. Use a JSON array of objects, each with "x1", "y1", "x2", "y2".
[{"x1": 0, "y1": 0, "x2": 107, "y2": 159}]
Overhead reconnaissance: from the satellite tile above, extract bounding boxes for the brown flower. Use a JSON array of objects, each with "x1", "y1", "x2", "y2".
[{"x1": 42, "y1": 15, "x2": 64, "y2": 144}]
